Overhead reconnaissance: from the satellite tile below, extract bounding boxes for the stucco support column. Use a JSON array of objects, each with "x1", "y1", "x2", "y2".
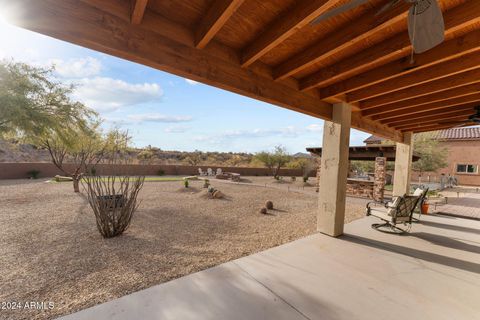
[
  {"x1": 317, "y1": 102, "x2": 351, "y2": 237},
  {"x1": 393, "y1": 132, "x2": 413, "y2": 197}
]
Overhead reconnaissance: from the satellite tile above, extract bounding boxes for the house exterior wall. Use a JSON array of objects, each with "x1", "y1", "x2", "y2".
[{"x1": 410, "y1": 140, "x2": 480, "y2": 186}]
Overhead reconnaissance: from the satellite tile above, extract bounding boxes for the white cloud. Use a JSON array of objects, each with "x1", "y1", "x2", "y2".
[
  {"x1": 185, "y1": 78, "x2": 200, "y2": 85},
  {"x1": 222, "y1": 126, "x2": 301, "y2": 139},
  {"x1": 164, "y1": 125, "x2": 190, "y2": 133},
  {"x1": 73, "y1": 77, "x2": 163, "y2": 112},
  {"x1": 50, "y1": 57, "x2": 102, "y2": 78},
  {"x1": 127, "y1": 113, "x2": 192, "y2": 123},
  {"x1": 306, "y1": 123, "x2": 324, "y2": 133}
]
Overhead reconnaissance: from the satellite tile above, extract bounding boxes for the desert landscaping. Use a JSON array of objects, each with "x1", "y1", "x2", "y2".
[{"x1": 0, "y1": 177, "x2": 367, "y2": 320}]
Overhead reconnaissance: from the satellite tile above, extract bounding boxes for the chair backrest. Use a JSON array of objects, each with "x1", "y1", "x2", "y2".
[
  {"x1": 394, "y1": 195, "x2": 421, "y2": 218},
  {"x1": 216, "y1": 168, "x2": 222, "y2": 175},
  {"x1": 198, "y1": 168, "x2": 203, "y2": 174}
]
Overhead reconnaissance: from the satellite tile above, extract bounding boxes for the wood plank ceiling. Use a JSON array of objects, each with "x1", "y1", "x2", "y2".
[{"x1": 3, "y1": 0, "x2": 480, "y2": 142}]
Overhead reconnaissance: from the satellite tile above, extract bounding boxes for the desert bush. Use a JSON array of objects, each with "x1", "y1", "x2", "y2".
[
  {"x1": 203, "y1": 179, "x2": 210, "y2": 188},
  {"x1": 303, "y1": 176, "x2": 309, "y2": 183},
  {"x1": 27, "y1": 169, "x2": 40, "y2": 179},
  {"x1": 259, "y1": 207, "x2": 267, "y2": 214},
  {"x1": 184, "y1": 179, "x2": 189, "y2": 188},
  {"x1": 83, "y1": 175, "x2": 144, "y2": 238},
  {"x1": 157, "y1": 169, "x2": 165, "y2": 176}
]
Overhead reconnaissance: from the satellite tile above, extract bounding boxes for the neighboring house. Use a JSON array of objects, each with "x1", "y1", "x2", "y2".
[{"x1": 365, "y1": 127, "x2": 480, "y2": 186}]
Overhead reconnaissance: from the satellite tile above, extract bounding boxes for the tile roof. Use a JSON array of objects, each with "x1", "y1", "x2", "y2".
[
  {"x1": 436, "y1": 127, "x2": 480, "y2": 140},
  {"x1": 364, "y1": 127, "x2": 480, "y2": 143}
]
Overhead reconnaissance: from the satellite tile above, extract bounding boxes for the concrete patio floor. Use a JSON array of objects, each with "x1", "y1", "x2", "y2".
[{"x1": 59, "y1": 214, "x2": 480, "y2": 320}]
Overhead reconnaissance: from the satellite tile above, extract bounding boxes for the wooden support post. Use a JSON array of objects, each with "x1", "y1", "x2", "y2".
[
  {"x1": 393, "y1": 132, "x2": 413, "y2": 197},
  {"x1": 317, "y1": 102, "x2": 351, "y2": 237}
]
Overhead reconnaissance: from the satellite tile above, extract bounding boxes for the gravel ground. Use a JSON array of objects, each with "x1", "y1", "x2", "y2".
[{"x1": 0, "y1": 178, "x2": 367, "y2": 320}]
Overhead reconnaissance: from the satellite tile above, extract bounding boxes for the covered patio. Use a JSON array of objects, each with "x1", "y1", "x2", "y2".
[
  {"x1": 2, "y1": 0, "x2": 480, "y2": 319},
  {"x1": 58, "y1": 214, "x2": 480, "y2": 320}
]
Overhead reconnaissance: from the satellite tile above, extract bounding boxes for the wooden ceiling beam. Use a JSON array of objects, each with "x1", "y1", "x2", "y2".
[
  {"x1": 13, "y1": 0, "x2": 335, "y2": 122},
  {"x1": 299, "y1": 0, "x2": 480, "y2": 92},
  {"x1": 395, "y1": 114, "x2": 473, "y2": 130},
  {"x1": 359, "y1": 69, "x2": 480, "y2": 108},
  {"x1": 400, "y1": 120, "x2": 473, "y2": 132},
  {"x1": 347, "y1": 52, "x2": 480, "y2": 102},
  {"x1": 410, "y1": 123, "x2": 473, "y2": 133},
  {"x1": 195, "y1": 0, "x2": 244, "y2": 49},
  {"x1": 272, "y1": 1, "x2": 410, "y2": 80},
  {"x1": 370, "y1": 94, "x2": 480, "y2": 122},
  {"x1": 130, "y1": 0, "x2": 148, "y2": 24},
  {"x1": 377, "y1": 99, "x2": 480, "y2": 126},
  {"x1": 363, "y1": 83, "x2": 480, "y2": 117},
  {"x1": 314, "y1": 29, "x2": 480, "y2": 97},
  {"x1": 390, "y1": 107, "x2": 477, "y2": 128},
  {"x1": 240, "y1": 0, "x2": 336, "y2": 67}
]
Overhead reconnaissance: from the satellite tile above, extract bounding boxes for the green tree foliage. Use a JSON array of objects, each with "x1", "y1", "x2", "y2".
[
  {"x1": 412, "y1": 132, "x2": 448, "y2": 174},
  {"x1": 0, "y1": 60, "x2": 96, "y2": 139},
  {"x1": 254, "y1": 145, "x2": 292, "y2": 178},
  {"x1": 287, "y1": 157, "x2": 315, "y2": 178}
]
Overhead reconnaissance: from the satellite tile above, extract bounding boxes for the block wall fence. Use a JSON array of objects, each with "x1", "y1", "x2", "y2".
[{"x1": 0, "y1": 162, "x2": 313, "y2": 180}]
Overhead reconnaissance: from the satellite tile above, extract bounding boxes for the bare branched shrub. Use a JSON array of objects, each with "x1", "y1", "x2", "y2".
[
  {"x1": 84, "y1": 175, "x2": 144, "y2": 238},
  {"x1": 82, "y1": 130, "x2": 145, "y2": 238}
]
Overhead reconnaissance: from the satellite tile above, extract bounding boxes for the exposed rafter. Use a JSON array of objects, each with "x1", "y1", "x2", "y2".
[
  {"x1": 372, "y1": 97, "x2": 479, "y2": 124},
  {"x1": 390, "y1": 107, "x2": 478, "y2": 128},
  {"x1": 314, "y1": 29, "x2": 480, "y2": 97},
  {"x1": 195, "y1": 0, "x2": 244, "y2": 49},
  {"x1": 347, "y1": 52, "x2": 480, "y2": 102},
  {"x1": 299, "y1": 1, "x2": 480, "y2": 91},
  {"x1": 383, "y1": 104, "x2": 475, "y2": 127},
  {"x1": 359, "y1": 69, "x2": 480, "y2": 109},
  {"x1": 131, "y1": 0, "x2": 148, "y2": 24},
  {"x1": 273, "y1": 1, "x2": 410, "y2": 80},
  {"x1": 363, "y1": 84, "x2": 480, "y2": 117},
  {"x1": 410, "y1": 123, "x2": 473, "y2": 133},
  {"x1": 240, "y1": 0, "x2": 336, "y2": 67},
  {"x1": 400, "y1": 120, "x2": 473, "y2": 132}
]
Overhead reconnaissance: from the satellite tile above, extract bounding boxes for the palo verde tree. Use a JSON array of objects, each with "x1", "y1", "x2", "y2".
[
  {"x1": 42, "y1": 123, "x2": 107, "y2": 192},
  {"x1": 412, "y1": 132, "x2": 448, "y2": 175},
  {"x1": 254, "y1": 145, "x2": 292, "y2": 178},
  {"x1": 0, "y1": 60, "x2": 95, "y2": 139}
]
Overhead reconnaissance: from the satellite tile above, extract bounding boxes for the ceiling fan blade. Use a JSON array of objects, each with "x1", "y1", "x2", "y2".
[
  {"x1": 408, "y1": 0, "x2": 445, "y2": 53},
  {"x1": 310, "y1": 0, "x2": 370, "y2": 25}
]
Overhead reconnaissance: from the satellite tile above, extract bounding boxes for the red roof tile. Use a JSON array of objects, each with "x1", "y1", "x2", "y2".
[
  {"x1": 436, "y1": 127, "x2": 480, "y2": 140},
  {"x1": 364, "y1": 127, "x2": 480, "y2": 143}
]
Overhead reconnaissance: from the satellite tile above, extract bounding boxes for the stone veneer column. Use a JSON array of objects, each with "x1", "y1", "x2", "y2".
[{"x1": 373, "y1": 157, "x2": 386, "y2": 201}]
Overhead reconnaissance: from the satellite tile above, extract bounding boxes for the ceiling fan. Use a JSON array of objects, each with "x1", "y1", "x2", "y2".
[
  {"x1": 310, "y1": 0, "x2": 445, "y2": 54},
  {"x1": 437, "y1": 106, "x2": 480, "y2": 127}
]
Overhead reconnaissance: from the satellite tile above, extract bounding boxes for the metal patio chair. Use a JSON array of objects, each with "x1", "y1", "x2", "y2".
[{"x1": 366, "y1": 194, "x2": 422, "y2": 234}]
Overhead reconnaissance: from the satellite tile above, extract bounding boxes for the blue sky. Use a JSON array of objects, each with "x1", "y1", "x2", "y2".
[{"x1": 0, "y1": 14, "x2": 370, "y2": 153}]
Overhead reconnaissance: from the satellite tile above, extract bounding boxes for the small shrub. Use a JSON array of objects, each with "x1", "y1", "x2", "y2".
[
  {"x1": 90, "y1": 167, "x2": 97, "y2": 176},
  {"x1": 184, "y1": 179, "x2": 189, "y2": 188},
  {"x1": 291, "y1": 176, "x2": 296, "y2": 181},
  {"x1": 259, "y1": 207, "x2": 267, "y2": 214},
  {"x1": 203, "y1": 179, "x2": 210, "y2": 188},
  {"x1": 265, "y1": 200, "x2": 273, "y2": 210},
  {"x1": 157, "y1": 169, "x2": 165, "y2": 176},
  {"x1": 303, "y1": 176, "x2": 309, "y2": 183},
  {"x1": 83, "y1": 175, "x2": 145, "y2": 238},
  {"x1": 27, "y1": 170, "x2": 40, "y2": 179}
]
